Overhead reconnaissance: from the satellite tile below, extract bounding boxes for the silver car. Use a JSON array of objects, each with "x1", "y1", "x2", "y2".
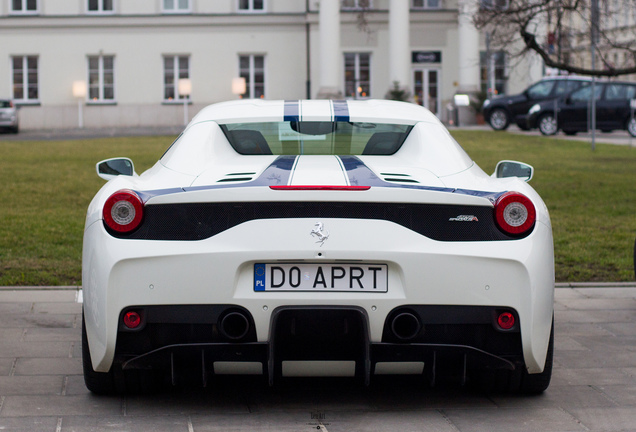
[{"x1": 0, "y1": 99, "x2": 18, "y2": 133}]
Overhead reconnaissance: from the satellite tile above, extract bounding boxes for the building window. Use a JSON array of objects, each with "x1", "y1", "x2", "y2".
[
  {"x1": 88, "y1": 55, "x2": 115, "y2": 102},
  {"x1": 342, "y1": 0, "x2": 372, "y2": 9},
  {"x1": 87, "y1": 0, "x2": 114, "y2": 13},
  {"x1": 11, "y1": 0, "x2": 38, "y2": 14},
  {"x1": 238, "y1": 0, "x2": 264, "y2": 12},
  {"x1": 162, "y1": 0, "x2": 190, "y2": 13},
  {"x1": 163, "y1": 55, "x2": 190, "y2": 101},
  {"x1": 341, "y1": 0, "x2": 371, "y2": 9},
  {"x1": 239, "y1": 55, "x2": 265, "y2": 99},
  {"x1": 344, "y1": 53, "x2": 370, "y2": 99},
  {"x1": 12, "y1": 56, "x2": 39, "y2": 102},
  {"x1": 412, "y1": 0, "x2": 440, "y2": 9},
  {"x1": 480, "y1": 51, "x2": 506, "y2": 96}
]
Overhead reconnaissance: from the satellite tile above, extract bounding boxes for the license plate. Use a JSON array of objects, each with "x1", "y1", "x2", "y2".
[{"x1": 254, "y1": 263, "x2": 388, "y2": 292}]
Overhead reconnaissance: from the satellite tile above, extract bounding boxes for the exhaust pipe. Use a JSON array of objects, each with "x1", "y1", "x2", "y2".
[
  {"x1": 219, "y1": 311, "x2": 250, "y2": 340},
  {"x1": 390, "y1": 312, "x2": 421, "y2": 341}
]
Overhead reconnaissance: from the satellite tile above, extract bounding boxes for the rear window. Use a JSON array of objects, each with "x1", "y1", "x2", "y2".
[{"x1": 220, "y1": 121, "x2": 413, "y2": 156}]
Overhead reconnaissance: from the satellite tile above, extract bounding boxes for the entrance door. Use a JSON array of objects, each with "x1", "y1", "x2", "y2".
[{"x1": 413, "y1": 69, "x2": 440, "y2": 116}]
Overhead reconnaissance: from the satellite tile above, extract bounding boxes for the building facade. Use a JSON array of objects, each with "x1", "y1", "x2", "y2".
[{"x1": 0, "y1": 0, "x2": 544, "y2": 130}]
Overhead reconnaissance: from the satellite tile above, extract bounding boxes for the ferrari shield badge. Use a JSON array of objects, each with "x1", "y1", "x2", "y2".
[{"x1": 310, "y1": 222, "x2": 330, "y2": 246}]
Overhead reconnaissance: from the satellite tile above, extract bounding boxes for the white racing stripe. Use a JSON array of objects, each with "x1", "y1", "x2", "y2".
[{"x1": 289, "y1": 156, "x2": 349, "y2": 186}]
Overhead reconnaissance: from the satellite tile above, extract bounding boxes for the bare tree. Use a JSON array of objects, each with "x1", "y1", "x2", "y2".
[{"x1": 474, "y1": 0, "x2": 636, "y2": 77}]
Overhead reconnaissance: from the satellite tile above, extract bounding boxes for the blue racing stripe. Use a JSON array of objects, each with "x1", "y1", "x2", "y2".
[
  {"x1": 284, "y1": 100, "x2": 300, "y2": 122},
  {"x1": 332, "y1": 100, "x2": 350, "y2": 122},
  {"x1": 338, "y1": 156, "x2": 502, "y2": 202}
]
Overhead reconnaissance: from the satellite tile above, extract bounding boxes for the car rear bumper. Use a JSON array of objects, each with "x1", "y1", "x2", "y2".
[{"x1": 82, "y1": 217, "x2": 554, "y2": 376}]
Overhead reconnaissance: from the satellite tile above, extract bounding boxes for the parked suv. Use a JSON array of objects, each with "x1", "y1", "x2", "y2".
[
  {"x1": 482, "y1": 77, "x2": 590, "y2": 131},
  {"x1": 527, "y1": 81, "x2": 636, "y2": 136},
  {"x1": 0, "y1": 99, "x2": 18, "y2": 133}
]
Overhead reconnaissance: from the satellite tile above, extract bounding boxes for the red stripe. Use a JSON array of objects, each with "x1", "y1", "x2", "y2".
[{"x1": 269, "y1": 185, "x2": 370, "y2": 191}]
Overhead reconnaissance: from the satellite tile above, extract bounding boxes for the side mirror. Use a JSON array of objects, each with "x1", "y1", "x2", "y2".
[
  {"x1": 96, "y1": 157, "x2": 136, "y2": 181},
  {"x1": 493, "y1": 160, "x2": 534, "y2": 182}
]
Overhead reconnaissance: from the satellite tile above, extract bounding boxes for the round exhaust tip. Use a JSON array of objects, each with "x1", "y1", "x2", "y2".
[
  {"x1": 219, "y1": 311, "x2": 250, "y2": 340},
  {"x1": 391, "y1": 312, "x2": 421, "y2": 341}
]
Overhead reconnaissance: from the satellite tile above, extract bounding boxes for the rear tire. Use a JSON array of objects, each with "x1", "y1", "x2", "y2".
[
  {"x1": 473, "y1": 320, "x2": 553, "y2": 394},
  {"x1": 488, "y1": 108, "x2": 510, "y2": 131},
  {"x1": 563, "y1": 130, "x2": 577, "y2": 136},
  {"x1": 538, "y1": 114, "x2": 558, "y2": 136},
  {"x1": 82, "y1": 313, "x2": 116, "y2": 395},
  {"x1": 627, "y1": 118, "x2": 636, "y2": 137}
]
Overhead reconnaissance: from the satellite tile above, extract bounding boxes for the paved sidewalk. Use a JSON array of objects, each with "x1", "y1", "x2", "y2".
[{"x1": 0, "y1": 286, "x2": 635, "y2": 431}]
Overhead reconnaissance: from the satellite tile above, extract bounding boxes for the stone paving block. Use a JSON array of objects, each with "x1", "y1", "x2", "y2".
[
  {"x1": 0, "y1": 358, "x2": 15, "y2": 376},
  {"x1": 489, "y1": 385, "x2": 617, "y2": 409},
  {"x1": 32, "y1": 302, "x2": 82, "y2": 315},
  {"x1": 0, "y1": 341, "x2": 73, "y2": 359},
  {"x1": 585, "y1": 309, "x2": 636, "y2": 323},
  {"x1": 0, "y1": 416, "x2": 59, "y2": 432},
  {"x1": 561, "y1": 298, "x2": 636, "y2": 311},
  {"x1": 554, "y1": 288, "x2": 589, "y2": 300},
  {"x1": 573, "y1": 335, "x2": 636, "y2": 353},
  {"x1": 23, "y1": 327, "x2": 81, "y2": 342},
  {"x1": 14, "y1": 358, "x2": 82, "y2": 376},
  {"x1": 568, "y1": 407, "x2": 636, "y2": 431},
  {"x1": 0, "y1": 394, "x2": 121, "y2": 417},
  {"x1": 124, "y1": 391, "x2": 249, "y2": 416},
  {"x1": 555, "y1": 322, "x2": 614, "y2": 337},
  {"x1": 573, "y1": 287, "x2": 636, "y2": 299},
  {"x1": 366, "y1": 384, "x2": 496, "y2": 411},
  {"x1": 192, "y1": 410, "x2": 459, "y2": 432},
  {"x1": 555, "y1": 335, "x2": 588, "y2": 351},
  {"x1": 555, "y1": 309, "x2": 607, "y2": 324},
  {"x1": 0, "y1": 328, "x2": 26, "y2": 343},
  {"x1": 0, "y1": 290, "x2": 78, "y2": 303},
  {"x1": 0, "y1": 303, "x2": 32, "y2": 314},
  {"x1": 0, "y1": 376, "x2": 64, "y2": 396},
  {"x1": 443, "y1": 408, "x2": 587, "y2": 432},
  {"x1": 592, "y1": 384, "x2": 636, "y2": 407},
  {"x1": 0, "y1": 314, "x2": 76, "y2": 329},
  {"x1": 60, "y1": 415, "x2": 191, "y2": 432},
  {"x1": 63, "y1": 375, "x2": 89, "y2": 396},
  {"x1": 555, "y1": 350, "x2": 636, "y2": 369},
  {"x1": 551, "y1": 368, "x2": 636, "y2": 387},
  {"x1": 600, "y1": 322, "x2": 636, "y2": 337}
]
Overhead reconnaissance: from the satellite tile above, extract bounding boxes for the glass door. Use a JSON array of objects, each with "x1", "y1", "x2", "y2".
[{"x1": 413, "y1": 69, "x2": 440, "y2": 117}]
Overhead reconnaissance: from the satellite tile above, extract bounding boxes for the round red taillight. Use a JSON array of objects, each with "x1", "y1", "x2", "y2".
[
  {"x1": 103, "y1": 190, "x2": 144, "y2": 233},
  {"x1": 494, "y1": 192, "x2": 536, "y2": 236},
  {"x1": 123, "y1": 311, "x2": 142, "y2": 329},
  {"x1": 497, "y1": 312, "x2": 515, "y2": 330}
]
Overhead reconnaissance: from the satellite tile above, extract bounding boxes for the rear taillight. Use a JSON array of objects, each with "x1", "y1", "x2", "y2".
[
  {"x1": 103, "y1": 189, "x2": 144, "y2": 233},
  {"x1": 494, "y1": 192, "x2": 536, "y2": 236},
  {"x1": 497, "y1": 312, "x2": 515, "y2": 330}
]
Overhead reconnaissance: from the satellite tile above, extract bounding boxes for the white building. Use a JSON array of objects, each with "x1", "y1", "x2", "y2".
[{"x1": 0, "y1": 0, "x2": 543, "y2": 130}]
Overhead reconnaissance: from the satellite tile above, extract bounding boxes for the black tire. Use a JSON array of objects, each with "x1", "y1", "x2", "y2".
[
  {"x1": 627, "y1": 118, "x2": 636, "y2": 137},
  {"x1": 563, "y1": 130, "x2": 577, "y2": 136},
  {"x1": 538, "y1": 114, "x2": 558, "y2": 136},
  {"x1": 488, "y1": 108, "x2": 510, "y2": 131},
  {"x1": 472, "y1": 320, "x2": 553, "y2": 394},
  {"x1": 518, "y1": 320, "x2": 554, "y2": 394},
  {"x1": 82, "y1": 312, "x2": 117, "y2": 394},
  {"x1": 517, "y1": 123, "x2": 530, "y2": 131}
]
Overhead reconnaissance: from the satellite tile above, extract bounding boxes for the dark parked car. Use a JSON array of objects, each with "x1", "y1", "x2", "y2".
[
  {"x1": 0, "y1": 99, "x2": 18, "y2": 133},
  {"x1": 527, "y1": 81, "x2": 636, "y2": 136},
  {"x1": 482, "y1": 77, "x2": 590, "y2": 131}
]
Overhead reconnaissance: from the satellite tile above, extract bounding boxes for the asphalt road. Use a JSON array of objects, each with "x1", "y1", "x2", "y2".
[{"x1": 0, "y1": 284, "x2": 635, "y2": 432}]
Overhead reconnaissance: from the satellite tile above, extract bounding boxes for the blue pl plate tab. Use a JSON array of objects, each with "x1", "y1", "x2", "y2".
[{"x1": 254, "y1": 263, "x2": 266, "y2": 291}]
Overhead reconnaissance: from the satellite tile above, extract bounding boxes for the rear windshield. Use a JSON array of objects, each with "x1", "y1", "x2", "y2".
[{"x1": 220, "y1": 121, "x2": 413, "y2": 155}]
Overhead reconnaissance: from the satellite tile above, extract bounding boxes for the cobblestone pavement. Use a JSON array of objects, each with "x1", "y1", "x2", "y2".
[{"x1": 0, "y1": 285, "x2": 635, "y2": 432}]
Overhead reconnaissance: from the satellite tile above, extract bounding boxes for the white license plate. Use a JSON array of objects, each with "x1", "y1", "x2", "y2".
[{"x1": 254, "y1": 263, "x2": 388, "y2": 292}]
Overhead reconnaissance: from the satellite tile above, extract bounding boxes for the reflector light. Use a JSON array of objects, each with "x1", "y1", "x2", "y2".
[
  {"x1": 103, "y1": 190, "x2": 144, "y2": 233},
  {"x1": 123, "y1": 311, "x2": 141, "y2": 329},
  {"x1": 494, "y1": 192, "x2": 536, "y2": 235},
  {"x1": 270, "y1": 185, "x2": 370, "y2": 191},
  {"x1": 497, "y1": 312, "x2": 515, "y2": 330}
]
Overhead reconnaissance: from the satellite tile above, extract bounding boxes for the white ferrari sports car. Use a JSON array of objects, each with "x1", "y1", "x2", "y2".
[{"x1": 82, "y1": 99, "x2": 554, "y2": 394}]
